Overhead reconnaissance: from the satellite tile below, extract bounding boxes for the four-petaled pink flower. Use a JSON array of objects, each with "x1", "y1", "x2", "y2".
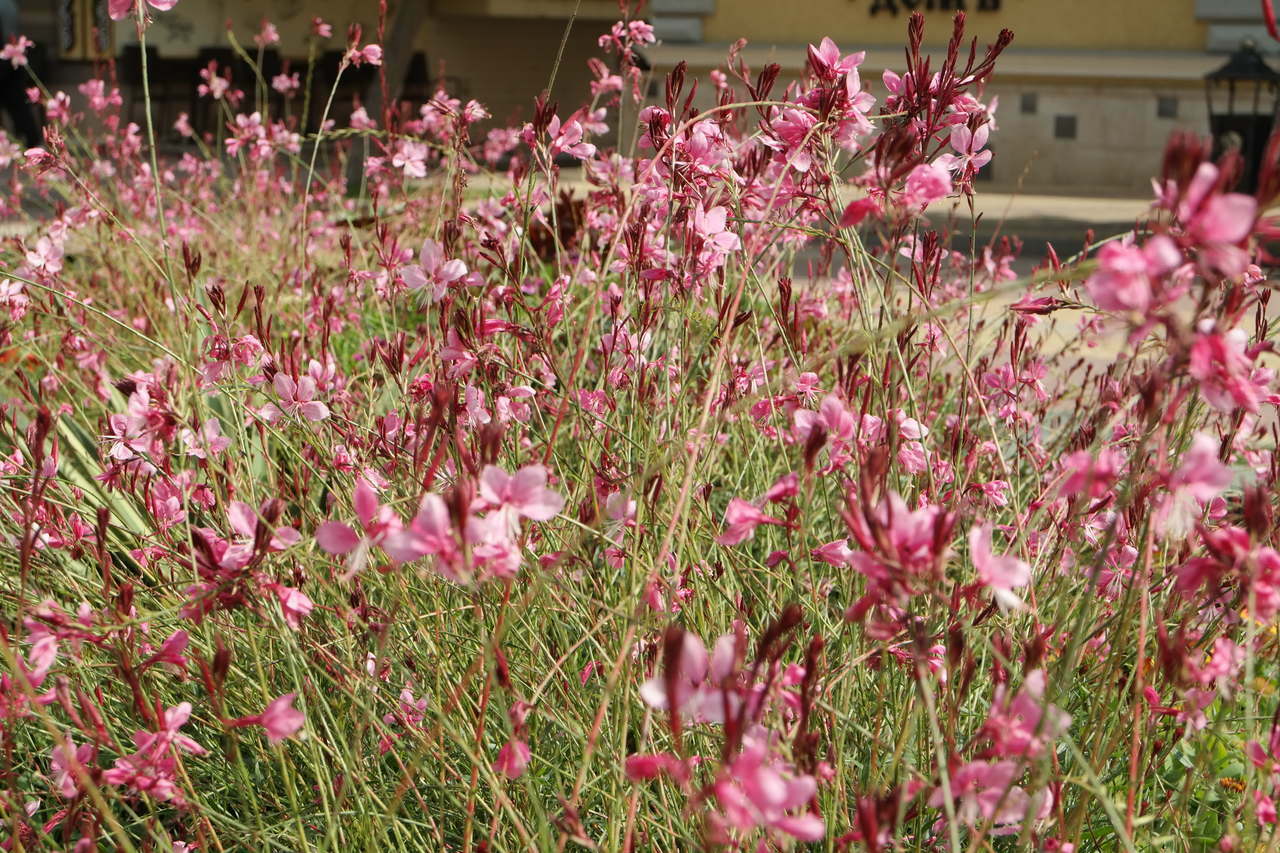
[
  {"x1": 260, "y1": 373, "x2": 330, "y2": 423},
  {"x1": 639, "y1": 630, "x2": 743, "y2": 724},
  {"x1": 713, "y1": 731, "x2": 824, "y2": 842},
  {"x1": 495, "y1": 738, "x2": 532, "y2": 779},
  {"x1": 403, "y1": 238, "x2": 467, "y2": 301},
  {"x1": 0, "y1": 36, "x2": 34, "y2": 68},
  {"x1": 317, "y1": 477, "x2": 404, "y2": 579},
  {"x1": 716, "y1": 497, "x2": 784, "y2": 546},
  {"x1": 108, "y1": 0, "x2": 179, "y2": 21},
  {"x1": 902, "y1": 161, "x2": 953, "y2": 210},
  {"x1": 940, "y1": 123, "x2": 993, "y2": 177},
  {"x1": 476, "y1": 464, "x2": 565, "y2": 525},
  {"x1": 969, "y1": 523, "x2": 1031, "y2": 610},
  {"x1": 691, "y1": 204, "x2": 742, "y2": 258}
]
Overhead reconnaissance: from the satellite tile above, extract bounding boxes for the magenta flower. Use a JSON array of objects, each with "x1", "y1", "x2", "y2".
[
  {"x1": 902, "y1": 161, "x2": 952, "y2": 210},
  {"x1": 108, "y1": 0, "x2": 179, "y2": 21},
  {"x1": 402, "y1": 238, "x2": 467, "y2": 301},
  {"x1": 1154, "y1": 433, "x2": 1233, "y2": 539},
  {"x1": 260, "y1": 373, "x2": 330, "y2": 423},
  {"x1": 969, "y1": 523, "x2": 1030, "y2": 610},
  {"x1": 715, "y1": 497, "x2": 784, "y2": 546},
  {"x1": 494, "y1": 739, "x2": 531, "y2": 779},
  {"x1": 258, "y1": 693, "x2": 305, "y2": 744},
  {"x1": 317, "y1": 477, "x2": 401, "y2": 554},
  {"x1": 477, "y1": 464, "x2": 565, "y2": 524},
  {"x1": 712, "y1": 731, "x2": 824, "y2": 842}
]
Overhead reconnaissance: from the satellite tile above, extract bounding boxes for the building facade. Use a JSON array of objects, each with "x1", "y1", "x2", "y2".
[{"x1": 20, "y1": 0, "x2": 1280, "y2": 196}]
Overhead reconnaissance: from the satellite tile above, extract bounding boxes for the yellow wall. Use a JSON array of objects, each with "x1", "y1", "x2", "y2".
[
  {"x1": 117, "y1": 1, "x2": 599, "y2": 128},
  {"x1": 703, "y1": 0, "x2": 1207, "y2": 51}
]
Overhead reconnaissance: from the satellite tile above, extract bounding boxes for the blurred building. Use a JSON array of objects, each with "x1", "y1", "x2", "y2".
[
  {"x1": 650, "y1": 0, "x2": 1280, "y2": 195},
  {"x1": 20, "y1": 1, "x2": 1280, "y2": 196}
]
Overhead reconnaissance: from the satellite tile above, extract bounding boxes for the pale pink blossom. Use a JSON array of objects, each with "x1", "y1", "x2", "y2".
[
  {"x1": 403, "y1": 238, "x2": 467, "y2": 300},
  {"x1": 260, "y1": 373, "x2": 330, "y2": 423},
  {"x1": 109, "y1": 0, "x2": 179, "y2": 21},
  {"x1": 716, "y1": 497, "x2": 784, "y2": 546},
  {"x1": 969, "y1": 523, "x2": 1031, "y2": 610},
  {"x1": 902, "y1": 161, "x2": 953, "y2": 210},
  {"x1": 495, "y1": 739, "x2": 531, "y2": 779}
]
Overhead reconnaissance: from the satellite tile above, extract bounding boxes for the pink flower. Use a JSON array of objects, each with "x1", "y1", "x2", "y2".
[
  {"x1": 108, "y1": 0, "x2": 179, "y2": 21},
  {"x1": 939, "y1": 123, "x2": 993, "y2": 176},
  {"x1": 1085, "y1": 236, "x2": 1180, "y2": 315},
  {"x1": 1189, "y1": 327, "x2": 1272, "y2": 413},
  {"x1": 258, "y1": 693, "x2": 305, "y2": 744},
  {"x1": 1155, "y1": 433, "x2": 1233, "y2": 539},
  {"x1": 1170, "y1": 161, "x2": 1258, "y2": 276},
  {"x1": 930, "y1": 759, "x2": 1037, "y2": 832},
  {"x1": 260, "y1": 373, "x2": 330, "y2": 423},
  {"x1": 969, "y1": 523, "x2": 1030, "y2": 610},
  {"x1": 902, "y1": 161, "x2": 952, "y2": 210},
  {"x1": 625, "y1": 752, "x2": 690, "y2": 783},
  {"x1": 839, "y1": 196, "x2": 881, "y2": 227},
  {"x1": 713, "y1": 731, "x2": 824, "y2": 842},
  {"x1": 311, "y1": 17, "x2": 333, "y2": 38},
  {"x1": 477, "y1": 464, "x2": 565, "y2": 523},
  {"x1": 50, "y1": 737, "x2": 96, "y2": 799},
  {"x1": 254, "y1": 20, "x2": 280, "y2": 48},
  {"x1": 545, "y1": 113, "x2": 596, "y2": 159},
  {"x1": 495, "y1": 739, "x2": 531, "y2": 779},
  {"x1": 138, "y1": 629, "x2": 190, "y2": 673},
  {"x1": 345, "y1": 44, "x2": 383, "y2": 67},
  {"x1": 228, "y1": 693, "x2": 305, "y2": 744},
  {"x1": 690, "y1": 204, "x2": 741, "y2": 256},
  {"x1": 1060, "y1": 448, "x2": 1121, "y2": 499},
  {"x1": 807, "y1": 36, "x2": 864, "y2": 80},
  {"x1": 402, "y1": 238, "x2": 467, "y2": 301},
  {"x1": 715, "y1": 497, "x2": 784, "y2": 546},
  {"x1": 103, "y1": 703, "x2": 206, "y2": 805},
  {"x1": 0, "y1": 36, "x2": 34, "y2": 68},
  {"x1": 982, "y1": 670, "x2": 1071, "y2": 759},
  {"x1": 180, "y1": 418, "x2": 230, "y2": 459},
  {"x1": 639, "y1": 631, "x2": 743, "y2": 724},
  {"x1": 1257, "y1": 790, "x2": 1278, "y2": 826},
  {"x1": 271, "y1": 585, "x2": 314, "y2": 630},
  {"x1": 383, "y1": 493, "x2": 465, "y2": 580},
  {"x1": 317, "y1": 478, "x2": 397, "y2": 553},
  {"x1": 271, "y1": 72, "x2": 300, "y2": 96}
]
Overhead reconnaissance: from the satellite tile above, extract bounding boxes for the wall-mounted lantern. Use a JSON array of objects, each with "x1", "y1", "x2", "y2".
[{"x1": 1205, "y1": 40, "x2": 1280, "y2": 193}]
